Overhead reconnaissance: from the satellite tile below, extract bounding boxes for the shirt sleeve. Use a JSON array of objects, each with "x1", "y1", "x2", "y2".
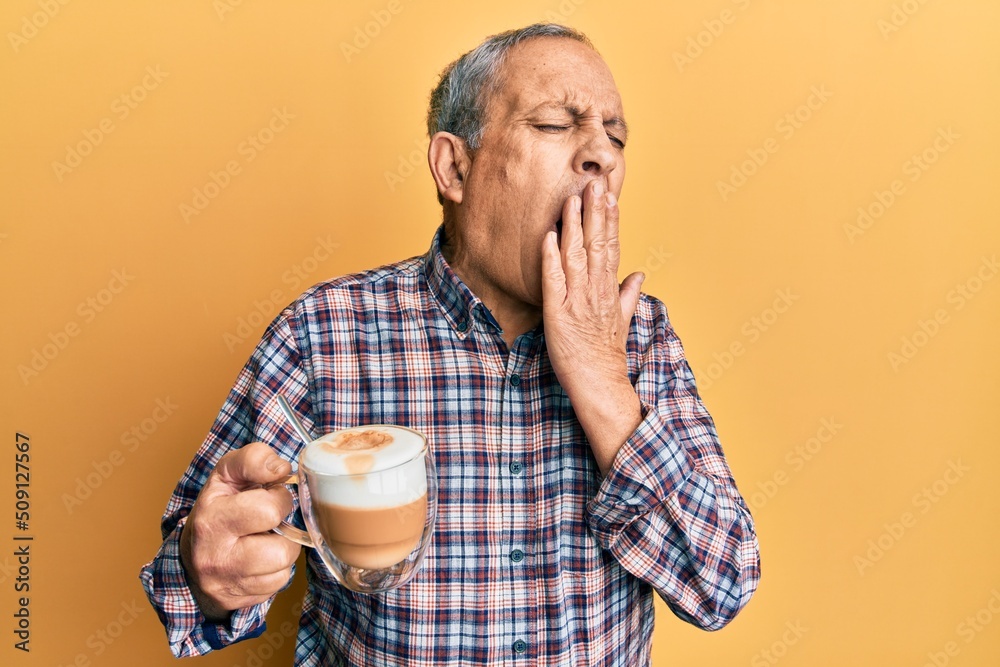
[
  {"x1": 585, "y1": 296, "x2": 761, "y2": 631},
  {"x1": 138, "y1": 308, "x2": 316, "y2": 657}
]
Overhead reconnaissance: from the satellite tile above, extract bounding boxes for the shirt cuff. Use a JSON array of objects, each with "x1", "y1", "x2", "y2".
[
  {"x1": 586, "y1": 401, "x2": 695, "y2": 543},
  {"x1": 138, "y1": 519, "x2": 269, "y2": 657}
]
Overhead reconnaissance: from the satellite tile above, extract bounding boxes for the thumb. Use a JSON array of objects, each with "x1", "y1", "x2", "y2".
[
  {"x1": 541, "y1": 230, "x2": 567, "y2": 309},
  {"x1": 619, "y1": 271, "x2": 644, "y2": 322},
  {"x1": 213, "y1": 442, "x2": 292, "y2": 492}
]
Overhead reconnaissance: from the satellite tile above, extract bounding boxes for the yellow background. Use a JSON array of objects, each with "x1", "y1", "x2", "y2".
[{"x1": 2, "y1": 0, "x2": 998, "y2": 665}]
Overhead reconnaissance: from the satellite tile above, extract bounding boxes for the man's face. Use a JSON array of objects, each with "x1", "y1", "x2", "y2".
[{"x1": 453, "y1": 36, "x2": 627, "y2": 308}]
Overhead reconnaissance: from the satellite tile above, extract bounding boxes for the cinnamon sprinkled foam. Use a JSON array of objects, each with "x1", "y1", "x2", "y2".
[{"x1": 301, "y1": 425, "x2": 427, "y2": 509}]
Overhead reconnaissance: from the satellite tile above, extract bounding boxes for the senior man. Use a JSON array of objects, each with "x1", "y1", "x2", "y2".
[{"x1": 141, "y1": 23, "x2": 760, "y2": 666}]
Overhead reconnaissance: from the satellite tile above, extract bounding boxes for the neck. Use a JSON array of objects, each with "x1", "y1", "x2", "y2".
[{"x1": 440, "y1": 224, "x2": 541, "y2": 349}]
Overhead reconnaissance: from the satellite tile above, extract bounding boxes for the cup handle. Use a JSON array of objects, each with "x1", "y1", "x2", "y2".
[{"x1": 267, "y1": 473, "x2": 315, "y2": 548}]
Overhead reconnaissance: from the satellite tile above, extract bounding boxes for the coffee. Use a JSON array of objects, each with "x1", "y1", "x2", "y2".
[
  {"x1": 302, "y1": 425, "x2": 428, "y2": 569},
  {"x1": 314, "y1": 496, "x2": 427, "y2": 569}
]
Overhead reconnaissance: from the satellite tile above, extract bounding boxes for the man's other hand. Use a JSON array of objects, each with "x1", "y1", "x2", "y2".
[{"x1": 541, "y1": 179, "x2": 644, "y2": 473}]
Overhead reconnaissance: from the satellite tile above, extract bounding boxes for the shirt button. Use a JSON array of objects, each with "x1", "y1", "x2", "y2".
[
  {"x1": 457, "y1": 320, "x2": 468, "y2": 332},
  {"x1": 510, "y1": 549, "x2": 524, "y2": 563},
  {"x1": 509, "y1": 461, "x2": 523, "y2": 475},
  {"x1": 512, "y1": 639, "x2": 527, "y2": 654},
  {"x1": 509, "y1": 373, "x2": 521, "y2": 387}
]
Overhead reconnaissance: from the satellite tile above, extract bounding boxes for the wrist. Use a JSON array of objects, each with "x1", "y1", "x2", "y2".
[
  {"x1": 572, "y1": 382, "x2": 643, "y2": 475},
  {"x1": 179, "y1": 523, "x2": 231, "y2": 624}
]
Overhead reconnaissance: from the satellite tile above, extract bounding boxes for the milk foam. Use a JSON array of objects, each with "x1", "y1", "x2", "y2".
[{"x1": 302, "y1": 425, "x2": 427, "y2": 509}]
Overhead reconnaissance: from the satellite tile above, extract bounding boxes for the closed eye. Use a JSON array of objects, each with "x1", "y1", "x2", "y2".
[{"x1": 535, "y1": 124, "x2": 626, "y2": 150}]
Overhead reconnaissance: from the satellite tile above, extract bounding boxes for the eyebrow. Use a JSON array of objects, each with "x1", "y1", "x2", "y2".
[{"x1": 529, "y1": 102, "x2": 629, "y2": 142}]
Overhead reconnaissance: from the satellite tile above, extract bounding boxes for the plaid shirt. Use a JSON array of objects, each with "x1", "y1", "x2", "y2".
[{"x1": 140, "y1": 226, "x2": 760, "y2": 666}]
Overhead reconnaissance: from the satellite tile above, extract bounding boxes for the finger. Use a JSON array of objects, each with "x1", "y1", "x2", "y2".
[
  {"x1": 213, "y1": 485, "x2": 295, "y2": 536},
  {"x1": 605, "y1": 191, "x2": 622, "y2": 278},
  {"x1": 210, "y1": 568, "x2": 295, "y2": 607},
  {"x1": 235, "y1": 569, "x2": 295, "y2": 598},
  {"x1": 560, "y1": 195, "x2": 588, "y2": 290},
  {"x1": 232, "y1": 532, "x2": 301, "y2": 577},
  {"x1": 541, "y1": 230, "x2": 567, "y2": 310},
  {"x1": 619, "y1": 271, "x2": 645, "y2": 323},
  {"x1": 583, "y1": 180, "x2": 608, "y2": 284},
  {"x1": 239, "y1": 568, "x2": 295, "y2": 599},
  {"x1": 214, "y1": 442, "x2": 293, "y2": 491}
]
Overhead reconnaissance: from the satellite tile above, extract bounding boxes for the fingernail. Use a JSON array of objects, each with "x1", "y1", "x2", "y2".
[
  {"x1": 593, "y1": 181, "x2": 604, "y2": 196},
  {"x1": 573, "y1": 196, "x2": 581, "y2": 212},
  {"x1": 606, "y1": 192, "x2": 617, "y2": 208},
  {"x1": 266, "y1": 457, "x2": 284, "y2": 474}
]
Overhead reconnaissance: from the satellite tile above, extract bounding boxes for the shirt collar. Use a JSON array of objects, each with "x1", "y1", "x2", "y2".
[{"x1": 424, "y1": 225, "x2": 503, "y2": 337}]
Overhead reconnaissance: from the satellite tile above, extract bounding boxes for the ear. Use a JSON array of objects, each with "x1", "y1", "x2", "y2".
[{"x1": 428, "y1": 131, "x2": 470, "y2": 204}]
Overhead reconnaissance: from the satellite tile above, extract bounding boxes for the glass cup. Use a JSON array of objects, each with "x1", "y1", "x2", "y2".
[{"x1": 274, "y1": 425, "x2": 437, "y2": 594}]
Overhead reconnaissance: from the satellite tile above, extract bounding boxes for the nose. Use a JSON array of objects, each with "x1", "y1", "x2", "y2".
[{"x1": 573, "y1": 128, "x2": 619, "y2": 177}]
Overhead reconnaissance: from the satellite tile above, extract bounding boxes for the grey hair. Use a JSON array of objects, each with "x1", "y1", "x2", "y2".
[{"x1": 427, "y1": 23, "x2": 593, "y2": 152}]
